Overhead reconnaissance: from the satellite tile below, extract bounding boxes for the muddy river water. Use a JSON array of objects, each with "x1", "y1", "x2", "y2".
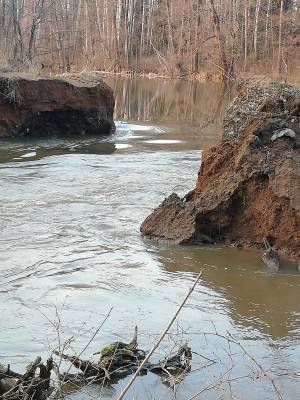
[{"x1": 0, "y1": 77, "x2": 300, "y2": 399}]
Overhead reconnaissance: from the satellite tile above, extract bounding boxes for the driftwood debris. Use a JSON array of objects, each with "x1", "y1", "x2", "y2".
[
  {"x1": 149, "y1": 344, "x2": 192, "y2": 386},
  {"x1": 1, "y1": 272, "x2": 201, "y2": 399},
  {"x1": 116, "y1": 270, "x2": 202, "y2": 400},
  {"x1": 55, "y1": 326, "x2": 145, "y2": 383},
  {"x1": 0, "y1": 358, "x2": 54, "y2": 400},
  {"x1": 56, "y1": 327, "x2": 192, "y2": 388},
  {"x1": 59, "y1": 271, "x2": 201, "y2": 396}
]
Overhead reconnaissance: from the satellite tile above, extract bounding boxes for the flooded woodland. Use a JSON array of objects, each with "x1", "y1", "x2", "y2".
[{"x1": 1, "y1": 77, "x2": 300, "y2": 400}]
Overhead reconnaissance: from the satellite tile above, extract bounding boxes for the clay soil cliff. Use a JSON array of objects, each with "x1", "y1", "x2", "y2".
[
  {"x1": 0, "y1": 72, "x2": 115, "y2": 138},
  {"x1": 141, "y1": 78, "x2": 300, "y2": 258}
]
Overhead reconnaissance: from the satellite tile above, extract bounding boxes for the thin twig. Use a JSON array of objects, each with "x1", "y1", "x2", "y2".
[
  {"x1": 185, "y1": 365, "x2": 234, "y2": 400},
  {"x1": 115, "y1": 270, "x2": 203, "y2": 400},
  {"x1": 75, "y1": 307, "x2": 113, "y2": 360},
  {"x1": 203, "y1": 331, "x2": 284, "y2": 400}
]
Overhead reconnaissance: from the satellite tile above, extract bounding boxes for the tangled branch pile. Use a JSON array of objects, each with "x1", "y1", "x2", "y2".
[{"x1": 0, "y1": 358, "x2": 53, "y2": 400}]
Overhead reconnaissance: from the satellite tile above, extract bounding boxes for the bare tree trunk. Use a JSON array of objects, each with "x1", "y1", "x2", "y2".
[
  {"x1": 165, "y1": 1, "x2": 175, "y2": 54},
  {"x1": 70, "y1": 0, "x2": 82, "y2": 66},
  {"x1": 28, "y1": 0, "x2": 45, "y2": 65},
  {"x1": 265, "y1": 0, "x2": 271, "y2": 56},
  {"x1": 277, "y1": 0, "x2": 283, "y2": 73},
  {"x1": 140, "y1": 0, "x2": 145, "y2": 57},
  {"x1": 209, "y1": 0, "x2": 230, "y2": 80},
  {"x1": 244, "y1": 0, "x2": 248, "y2": 72},
  {"x1": 253, "y1": 0, "x2": 261, "y2": 59},
  {"x1": 12, "y1": 0, "x2": 25, "y2": 66},
  {"x1": 165, "y1": 0, "x2": 182, "y2": 75},
  {"x1": 95, "y1": 0, "x2": 110, "y2": 61}
]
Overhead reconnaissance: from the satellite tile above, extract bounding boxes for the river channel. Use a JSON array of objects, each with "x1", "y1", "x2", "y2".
[{"x1": 0, "y1": 76, "x2": 299, "y2": 399}]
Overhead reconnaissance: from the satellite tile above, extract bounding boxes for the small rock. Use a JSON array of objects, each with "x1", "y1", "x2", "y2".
[{"x1": 271, "y1": 128, "x2": 296, "y2": 141}]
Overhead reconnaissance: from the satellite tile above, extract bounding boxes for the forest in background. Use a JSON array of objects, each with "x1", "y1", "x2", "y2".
[{"x1": 0, "y1": 0, "x2": 299, "y2": 80}]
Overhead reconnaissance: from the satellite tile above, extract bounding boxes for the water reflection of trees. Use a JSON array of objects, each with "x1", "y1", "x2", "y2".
[{"x1": 105, "y1": 77, "x2": 228, "y2": 125}]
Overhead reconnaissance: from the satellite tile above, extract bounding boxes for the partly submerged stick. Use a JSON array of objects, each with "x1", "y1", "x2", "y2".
[{"x1": 115, "y1": 270, "x2": 203, "y2": 400}]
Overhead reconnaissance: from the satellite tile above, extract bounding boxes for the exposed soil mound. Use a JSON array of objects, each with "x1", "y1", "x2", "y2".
[
  {"x1": 223, "y1": 77, "x2": 300, "y2": 138},
  {"x1": 141, "y1": 79, "x2": 300, "y2": 257},
  {"x1": 0, "y1": 73, "x2": 115, "y2": 138}
]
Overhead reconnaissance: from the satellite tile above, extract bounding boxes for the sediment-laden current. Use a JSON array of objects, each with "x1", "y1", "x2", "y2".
[{"x1": 0, "y1": 77, "x2": 299, "y2": 400}]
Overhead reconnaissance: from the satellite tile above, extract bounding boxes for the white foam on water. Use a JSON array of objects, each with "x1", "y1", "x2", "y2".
[
  {"x1": 116, "y1": 122, "x2": 155, "y2": 131},
  {"x1": 20, "y1": 152, "x2": 37, "y2": 158},
  {"x1": 154, "y1": 127, "x2": 169, "y2": 133},
  {"x1": 115, "y1": 143, "x2": 132, "y2": 149},
  {"x1": 144, "y1": 139, "x2": 182, "y2": 144},
  {"x1": 116, "y1": 121, "x2": 168, "y2": 133}
]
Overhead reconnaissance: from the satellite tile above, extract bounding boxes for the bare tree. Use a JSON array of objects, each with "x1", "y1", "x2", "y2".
[
  {"x1": 244, "y1": 0, "x2": 248, "y2": 72},
  {"x1": 253, "y1": 0, "x2": 261, "y2": 58},
  {"x1": 264, "y1": 0, "x2": 272, "y2": 55},
  {"x1": 209, "y1": 0, "x2": 231, "y2": 80},
  {"x1": 28, "y1": 0, "x2": 45, "y2": 65},
  {"x1": 277, "y1": 0, "x2": 284, "y2": 73},
  {"x1": 0, "y1": 0, "x2": 298, "y2": 78}
]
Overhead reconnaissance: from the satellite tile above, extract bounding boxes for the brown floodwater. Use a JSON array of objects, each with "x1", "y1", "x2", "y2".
[{"x1": 0, "y1": 76, "x2": 299, "y2": 400}]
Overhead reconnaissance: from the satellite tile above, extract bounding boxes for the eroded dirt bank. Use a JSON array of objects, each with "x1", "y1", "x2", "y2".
[
  {"x1": 141, "y1": 78, "x2": 300, "y2": 257},
  {"x1": 0, "y1": 73, "x2": 115, "y2": 137}
]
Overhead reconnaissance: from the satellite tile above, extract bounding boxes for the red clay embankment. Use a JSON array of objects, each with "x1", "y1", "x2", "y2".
[
  {"x1": 141, "y1": 78, "x2": 300, "y2": 257},
  {"x1": 0, "y1": 73, "x2": 115, "y2": 138}
]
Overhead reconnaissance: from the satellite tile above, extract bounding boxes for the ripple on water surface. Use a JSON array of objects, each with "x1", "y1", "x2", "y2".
[{"x1": 1, "y1": 78, "x2": 300, "y2": 399}]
